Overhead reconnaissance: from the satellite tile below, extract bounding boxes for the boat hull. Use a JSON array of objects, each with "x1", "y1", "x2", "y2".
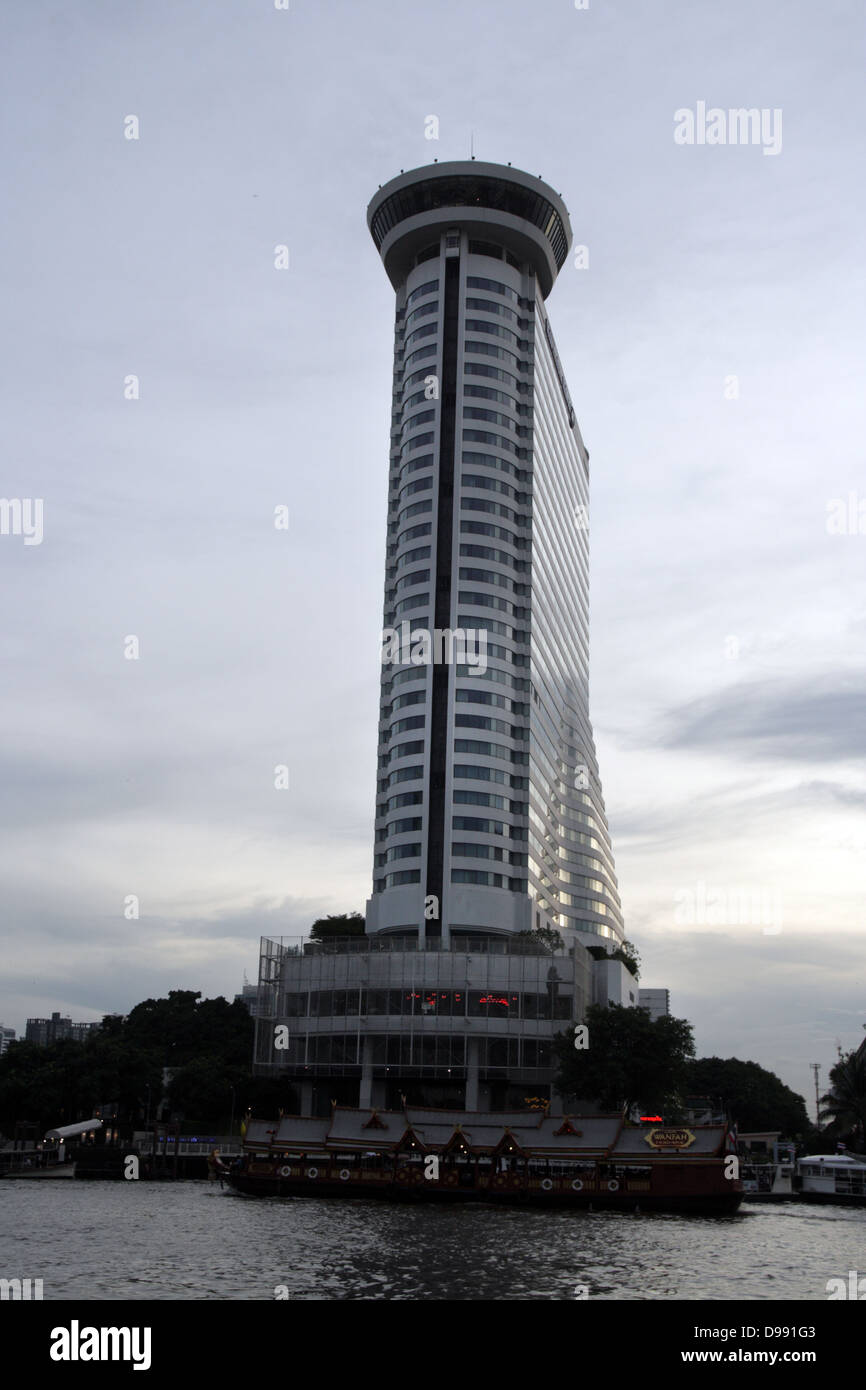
[
  {"x1": 226, "y1": 1167, "x2": 742, "y2": 1214},
  {"x1": 797, "y1": 1189, "x2": 866, "y2": 1206}
]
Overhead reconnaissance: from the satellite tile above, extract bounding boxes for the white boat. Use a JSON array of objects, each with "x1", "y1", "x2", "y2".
[
  {"x1": 740, "y1": 1160, "x2": 795, "y2": 1201},
  {"x1": 796, "y1": 1152, "x2": 866, "y2": 1204}
]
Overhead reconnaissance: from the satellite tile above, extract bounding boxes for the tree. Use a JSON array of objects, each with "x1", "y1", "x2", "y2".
[
  {"x1": 553, "y1": 1004, "x2": 695, "y2": 1113},
  {"x1": 309, "y1": 912, "x2": 365, "y2": 942},
  {"x1": 585, "y1": 940, "x2": 640, "y2": 979},
  {"x1": 166, "y1": 1057, "x2": 252, "y2": 1128},
  {"x1": 514, "y1": 925, "x2": 564, "y2": 954},
  {"x1": 819, "y1": 1044, "x2": 866, "y2": 1150},
  {"x1": 0, "y1": 990, "x2": 255, "y2": 1132},
  {"x1": 618, "y1": 940, "x2": 641, "y2": 980},
  {"x1": 684, "y1": 1057, "x2": 811, "y2": 1139}
]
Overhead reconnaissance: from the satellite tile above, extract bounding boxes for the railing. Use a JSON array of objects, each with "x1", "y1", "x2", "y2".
[
  {"x1": 264, "y1": 935, "x2": 574, "y2": 959},
  {"x1": 131, "y1": 1133, "x2": 243, "y2": 1156}
]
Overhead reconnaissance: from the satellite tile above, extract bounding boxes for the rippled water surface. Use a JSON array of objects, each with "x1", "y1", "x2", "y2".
[{"x1": 2, "y1": 1181, "x2": 864, "y2": 1300}]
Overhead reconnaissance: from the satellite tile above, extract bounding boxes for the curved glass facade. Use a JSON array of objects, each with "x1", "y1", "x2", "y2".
[{"x1": 369, "y1": 206, "x2": 623, "y2": 952}]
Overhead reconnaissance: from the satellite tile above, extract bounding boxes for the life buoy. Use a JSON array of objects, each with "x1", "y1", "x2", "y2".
[
  {"x1": 410, "y1": 1168, "x2": 423, "y2": 1184},
  {"x1": 444, "y1": 1171, "x2": 459, "y2": 1187},
  {"x1": 608, "y1": 1179, "x2": 619, "y2": 1192},
  {"x1": 571, "y1": 1178, "x2": 583, "y2": 1192},
  {"x1": 339, "y1": 1169, "x2": 351, "y2": 1181},
  {"x1": 306, "y1": 1167, "x2": 318, "y2": 1180},
  {"x1": 541, "y1": 1178, "x2": 554, "y2": 1191},
  {"x1": 510, "y1": 1175, "x2": 522, "y2": 1190},
  {"x1": 279, "y1": 1165, "x2": 292, "y2": 1177}
]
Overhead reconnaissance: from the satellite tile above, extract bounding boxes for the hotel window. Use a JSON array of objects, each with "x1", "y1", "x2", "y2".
[
  {"x1": 482, "y1": 1038, "x2": 520, "y2": 1069},
  {"x1": 468, "y1": 240, "x2": 504, "y2": 260},
  {"x1": 521, "y1": 1039, "x2": 552, "y2": 1068},
  {"x1": 282, "y1": 993, "x2": 307, "y2": 1017},
  {"x1": 386, "y1": 843, "x2": 421, "y2": 862},
  {"x1": 465, "y1": 299, "x2": 519, "y2": 323},
  {"x1": 451, "y1": 869, "x2": 504, "y2": 886},
  {"x1": 399, "y1": 478, "x2": 432, "y2": 501},
  {"x1": 407, "y1": 279, "x2": 439, "y2": 304},
  {"x1": 405, "y1": 302, "x2": 439, "y2": 327},
  {"x1": 466, "y1": 276, "x2": 519, "y2": 302},
  {"x1": 388, "y1": 738, "x2": 424, "y2": 759}
]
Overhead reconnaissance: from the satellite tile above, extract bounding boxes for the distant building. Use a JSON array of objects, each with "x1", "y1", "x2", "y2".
[
  {"x1": 638, "y1": 989, "x2": 671, "y2": 1022},
  {"x1": 25, "y1": 1011, "x2": 102, "y2": 1046},
  {"x1": 0, "y1": 1024, "x2": 16, "y2": 1055},
  {"x1": 234, "y1": 984, "x2": 264, "y2": 1018}
]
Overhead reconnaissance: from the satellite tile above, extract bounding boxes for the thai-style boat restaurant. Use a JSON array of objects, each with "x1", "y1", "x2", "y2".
[{"x1": 226, "y1": 1104, "x2": 742, "y2": 1214}]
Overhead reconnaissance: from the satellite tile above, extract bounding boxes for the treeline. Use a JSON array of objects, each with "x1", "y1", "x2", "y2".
[
  {"x1": 0, "y1": 990, "x2": 293, "y2": 1134},
  {"x1": 553, "y1": 1004, "x2": 817, "y2": 1142}
]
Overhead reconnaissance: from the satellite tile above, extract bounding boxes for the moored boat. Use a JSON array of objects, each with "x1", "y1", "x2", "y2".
[
  {"x1": 795, "y1": 1151, "x2": 866, "y2": 1205},
  {"x1": 226, "y1": 1105, "x2": 742, "y2": 1214},
  {"x1": 740, "y1": 1161, "x2": 794, "y2": 1201}
]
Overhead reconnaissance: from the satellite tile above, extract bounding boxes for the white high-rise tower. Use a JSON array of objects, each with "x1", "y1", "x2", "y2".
[
  {"x1": 365, "y1": 161, "x2": 624, "y2": 953},
  {"x1": 255, "y1": 163, "x2": 627, "y2": 1115}
]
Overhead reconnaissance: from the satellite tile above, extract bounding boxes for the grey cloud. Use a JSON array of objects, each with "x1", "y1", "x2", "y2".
[{"x1": 660, "y1": 676, "x2": 866, "y2": 762}]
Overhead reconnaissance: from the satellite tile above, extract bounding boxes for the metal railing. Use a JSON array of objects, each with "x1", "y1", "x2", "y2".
[{"x1": 263, "y1": 934, "x2": 574, "y2": 959}]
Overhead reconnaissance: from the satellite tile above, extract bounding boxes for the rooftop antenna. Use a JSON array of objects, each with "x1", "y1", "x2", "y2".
[{"x1": 470, "y1": 130, "x2": 474, "y2": 159}]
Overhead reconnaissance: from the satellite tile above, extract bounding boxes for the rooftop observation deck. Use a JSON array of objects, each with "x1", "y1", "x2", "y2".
[{"x1": 366, "y1": 160, "x2": 573, "y2": 297}]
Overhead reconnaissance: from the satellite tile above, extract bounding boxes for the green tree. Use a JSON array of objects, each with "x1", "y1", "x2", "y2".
[
  {"x1": 684, "y1": 1057, "x2": 811, "y2": 1139},
  {"x1": 166, "y1": 1057, "x2": 252, "y2": 1129},
  {"x1": 309, "y1": 912, "x2": 365, "y2": 942},
  {"x1": 617, "y1": 940, "x2": 641, "y2": 979},
  {"x1": 514, "y1": 925, "x2": 564, "y2": 954},
  {"x1": 0, "y1": 991, "x2": 255, "y2": 1133},
  {"x1": 585, "y1": 941, "x2": 640, "y2": 979},
  {"x1": 553, "y1": 1003, "x2": 695, "y2": 1113},
  {"x1": 819, "y1": 1044, "x2": 866, "y2": 1149}
]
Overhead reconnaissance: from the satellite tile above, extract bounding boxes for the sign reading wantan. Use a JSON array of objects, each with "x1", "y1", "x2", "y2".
[{"x1": 644, "y1": 1128, "x2": 696, "y2": 1150}]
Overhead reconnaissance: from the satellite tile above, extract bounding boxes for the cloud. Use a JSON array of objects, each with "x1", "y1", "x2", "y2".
[{"x1": 660, "y1": 675, "x2": 866, "y2": 762}]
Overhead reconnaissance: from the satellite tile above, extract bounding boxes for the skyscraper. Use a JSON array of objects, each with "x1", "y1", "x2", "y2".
[
  {"x1": 365, "y1": 161, "x2": 624, "y2": 952},
  {"x1": 255, "y1": 162, "x2": 629, "y2": 1114}
]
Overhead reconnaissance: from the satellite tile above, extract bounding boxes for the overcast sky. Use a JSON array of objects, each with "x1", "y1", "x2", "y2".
[{"x1": 1, "y1": 0, "x2": 863, "y2": 1110}]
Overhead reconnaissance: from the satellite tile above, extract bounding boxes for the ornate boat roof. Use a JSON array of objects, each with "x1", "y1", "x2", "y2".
[{"x1": 243, "y1": 1107, "x2": 727, "y2": 1160}]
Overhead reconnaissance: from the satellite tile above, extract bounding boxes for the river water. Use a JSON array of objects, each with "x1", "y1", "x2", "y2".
[{"x1": 2, "y1": 1180, "x2": 863, "y2": 1300}]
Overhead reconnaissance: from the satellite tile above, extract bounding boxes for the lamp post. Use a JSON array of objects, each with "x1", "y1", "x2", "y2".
[
  {"x1": 810, "y1": 1063, "x2": 821, "y2": 1125},
  {"x1": 229, "y1": 1085, "x2": 236, "y2": 1140}
]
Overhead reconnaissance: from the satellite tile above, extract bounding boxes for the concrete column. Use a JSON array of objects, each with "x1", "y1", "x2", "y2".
[
  {"x1": 465, "y1": 1038, "x2": 480, "y2": 1111},
  {"x1": 359, "y1": 1037, "x2": 374, "y2": 1109},
  {"x1": 299, "y1": 1081, "x2": 313, "y2": 1115}
]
